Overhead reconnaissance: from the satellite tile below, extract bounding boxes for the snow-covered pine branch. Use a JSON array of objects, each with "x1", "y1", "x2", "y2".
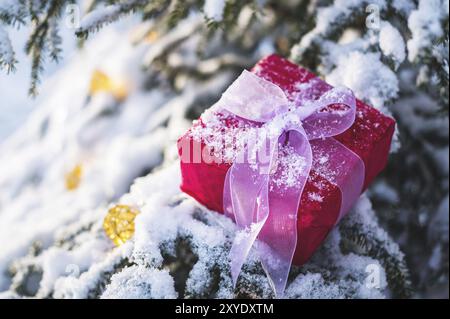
[
  {"x1": 339, "y1": 196, "x2": 412, "y2": 298},
  {"x1": 407, "y1": 0, "x2": 449, "y2": 63},
  {"x1": 0, "y1": 0, "x2": 27, "y2": 25},
  {"x1": 379, "y1": 22, "x2": 406, "y2": 69},
  {"x1": 0, "y1": 25, "x2": 16, "y2": 73},
  {"x1": 407, "y1": 0, "x2": 449, "y2": 109},
  {"x1": 47, "y1": 17, "x2": 63, "y2": 62},
  {"x1": 76, "y1": 0, "x2": 148, "y2": 38}
]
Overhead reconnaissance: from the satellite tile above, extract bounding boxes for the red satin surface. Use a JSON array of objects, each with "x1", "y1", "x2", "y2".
[{"x1": 177, "y1": 55, "x2": 396, "y2": 265}]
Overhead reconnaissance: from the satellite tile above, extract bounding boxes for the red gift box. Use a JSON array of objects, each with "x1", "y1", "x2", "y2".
[{"x1": 177, "y1": 54, "x2": 395, "y2": 265}]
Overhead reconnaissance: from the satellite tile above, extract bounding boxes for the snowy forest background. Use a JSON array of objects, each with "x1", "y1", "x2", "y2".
[{"x1": 0, "y1": 0, "x2": 448, "y2": 299}]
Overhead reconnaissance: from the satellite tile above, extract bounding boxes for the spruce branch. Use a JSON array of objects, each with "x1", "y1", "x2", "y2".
[
  {"x1": 339, "y1": 200, "x2": 413, "y2": 298},
  {"x1": 24, "y1": 0, "x2": 69, "y2": 96},
  {"x1": 0, "y1": 0, "x2": 28, "y2": 26},
  {"x1": 47, "y1": 17, "x2": 63, "y2": 62},
  {"x1": 0, "y1": 25, "x2": 17, "y2": 73},
  {"x1": 75, "y1": 0, "x2": 149, "y2": 38},
  {"x1": 166, "y1": 0, "x2": 191, "y2": 29}
]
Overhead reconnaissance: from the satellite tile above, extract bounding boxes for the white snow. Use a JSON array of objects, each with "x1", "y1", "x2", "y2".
[
  {"x1": 285, "y1": 273, "x2": 344, "y2": 299},
  {"x1": 392, "y1": 0, "x2": 415, "y2": 16},
  {"x1": 326, "y1": 51, "x2": 399, "y2": 113},
  {"x1": 204, "y1": 0, "x2": 226, "y2": 21},
  {"x1": 271, "y1": 146, "x2": 308, "y2": 189},
  {"x1": 78, "y1": 5, "x2": 123, "y2": 33},
  {"x1": 292, "y1": 0, "x2": 387, "y2": 58},
  {"x1": 39, "y1": 238, "x2": 110, "y2": 297},
  {"x1": 308, "y1": 192, "x2": 323, "y2": 203},
  {"x1": 0, "y1": 0, "x2": 22, "y2": 17},
  {"x1": 102, "y1": 266, "x2": 177, "y2": 299},
  {"x1": 77, "y1": 1, "x2": 147, "y2": 35},
  {"x1": 407, "y1": 0, "x2": 448, "y2": 62},
  {"x1": 379, "y1": 22, "x2": 406, "y2": 66}
]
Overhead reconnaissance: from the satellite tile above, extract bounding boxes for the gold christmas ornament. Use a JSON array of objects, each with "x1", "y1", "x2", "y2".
[
  {"x1": 144, "y1": 31, "x2": 159, "y2": 43},
  {"x1": 89, "y1": 69, "x2": 128, "y2": 101},
  {"x1": 65, "y1": 164, "x2": 83, "y2": 191},
  {"x1": 103, "y1": 205, "x2": 140, "y2": 246}
]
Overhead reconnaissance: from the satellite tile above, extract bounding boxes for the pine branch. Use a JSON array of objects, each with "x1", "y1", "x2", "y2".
[
  {"x1": 339, "y1": 198, "x2": 413, "y2": 298},
  {"x1": 47, "y1": 17, "x2": 63, "y2": 62},
  {"x1": 0, "y1": 0, "x2": 27, "y2": 25},
  {"x1": 75, "y1": 0, "x2": 149, "y2": 38},
  {"x1": 0, "y1": 25, "x2": 17, "y2": 73},
  {"x1": 166, "y1": 0, "x2": 191, "y2": 29},
  {"x1": 24, "y1": 0, "x2": 68, "y2": 96},
  {"x1": 141, "y1": 0, "x2": 171, "y2": 20}
]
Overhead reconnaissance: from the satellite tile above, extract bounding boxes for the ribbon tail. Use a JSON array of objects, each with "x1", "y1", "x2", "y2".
[
  {"x1": 229, "y1": 218, "x2": 267, "y2": 287},
  {"x1": 224, "y1": 161, "x2": 271, "y2": 289},
  {"x1": 257, "y1": 129, "x2": 312, "y2": 298},
  {"x1": 257, "y1": 242, "x2": 293, "y2": 298},
  {"x1": 225, "y1": 127, "x2": 312, "y2": 298},
  {"x1": 224, "y1": 130, "x2": 276, "y2": 292}
]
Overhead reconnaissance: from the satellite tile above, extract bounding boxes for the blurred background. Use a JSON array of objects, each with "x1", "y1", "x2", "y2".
[{"x1": 0, "y1": 0, "x2": 448, "y2": 299}]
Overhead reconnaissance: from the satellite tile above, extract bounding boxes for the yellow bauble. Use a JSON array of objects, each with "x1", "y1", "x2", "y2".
[
  {"x1": 89, "y1": 70, "x2": 128, "y2": 101},
  {"x1": 144, "y1": 31, "x2": 159, "y2": 43},
  {"x1": 103, "y1": 205, "x2": 140, "y2": 246},
  {"x1": 65, "y1": 164, "x2": 83, "y2": 191}
]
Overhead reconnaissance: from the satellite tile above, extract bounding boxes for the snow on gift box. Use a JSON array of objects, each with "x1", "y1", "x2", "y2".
[{"x1": 177, "y1": 55, "x2": 396, "y2": 296}]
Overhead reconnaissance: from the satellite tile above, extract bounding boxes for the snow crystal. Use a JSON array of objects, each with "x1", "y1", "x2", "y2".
[
  {"x1": 318, "y1": 155, "x2": 329, "y2": 165},
  {"x1": 270, "y1": 145, "x2": 308, "y2": 190},
  {"x1": 308, "y1": 192, "x2": 323, "y2": 203}
]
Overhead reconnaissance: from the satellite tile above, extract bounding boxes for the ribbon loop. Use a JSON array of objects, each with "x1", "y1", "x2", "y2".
[
  {"x1": 218, "y1": 70, "x2": 363, "y2": 297},
  {"x1": 215, "y1": 70, "x2": 290, "y2": 122},
  {"x1": 299, "y1": 87, "x2": 357, "y2": 140}
]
